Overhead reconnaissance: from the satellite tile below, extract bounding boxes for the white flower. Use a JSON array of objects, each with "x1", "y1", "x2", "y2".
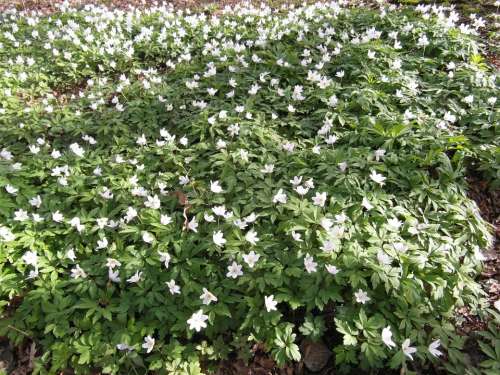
[
  {"x1": 330, "y1": 225, "x2": 345, "y2": 239},
  {"x1": 304, "y1": 254, "x2": 318, "y2": 273},
  {"x1": 354, "y1": 289, "x2": 370, "y2": 304},
  {"x1": 52, "y1": 211, "x2": 64, "y2": 223},
  {"x1": 261, "y1": 164, "x2": 274, "y2": 174},
  {"x1": 374, "y1": 149, "x2": 386, "y2": 161},
  {"x1": 393, "y1": 242, "x2": 408, "y2": 252},
  {"x1": 58, "y1": 177, "x2": 68, "y2": 186},
  {"x1": 335, "y1": 213, "x2": 347, "y2": 224},
  {"x1": 273, "y1": 189, "x2": 287, "y2": 204},
  {"x1": 200, "y1": 288, "x2": 217, "y2": 305},
  {"x1": 243, "y1": 251, "x2": 261, "y2": 268},
  {"x1": 282, "y1": 142, "x2": 295, "y2": 153},
  {"x1": 108, "y1": 268, "x2": 120, "y2": 283},
  {"x1": 428, "y1": 339, "x2": 442, "y2": 357},
  {"x1": 248, "y1": 83, "x2": 260, "y2": 95},
  {"x1": 227, "y1": 123, "x2": 240, "y2": 137},
  {"x1": 320, "y1": 217, "x2": 333, "y2": 231},
  {"x1": 27, "y1": 269, "x2": 39, "y2": 279},
  {"x1": 213, "y1": 230, "x2": 226, "y2": 247},
  {"x1": 387, "y1": 218, "x2": 403, "y2": 231},
  {"x1": 29, "y1": 145, "x2": 40, "y2": 154},
  {"x1": 66, "y1": 248, "x2": 76, "y2": 261},
  {"x1": 29, "y1": 195, "x2": 42, "y2": 208},
  {"x1": 136, "y1": 134, "x2": 147, "y2": 146},
  {"x1": 116, "y1": 343, "x2": 134, "y2": 352},
  {"x1": 128, "y1": 175, "x2": 139, "y2": 186},
  {"x1": 127, "y1": 271, "x2": 142, "y2": 284},
  {"x1": 69, "y1": 143, "x2": 85, "y2": 157},
  {"x1": 210, "y1": 180, "x2": 223, "y2": 193},
  {"x1": 321, "y1": 239, "x2": 335, "y2": 253},
  {"x1": 382, "y1": 326, "x2": 396, "y2": 348},
  {"x1": 32, "y1": 213, "x2": 43, "y2": 223},
  {"x1": 312, "y1": 192, "x2": 327, "y2": 207},
  {"x1": 362, "y1": 197, "x2": 374, "y2": 210},
  {"x1": 216, "y1": 139, "x2": 227, "y2": 149},
  {"x1": 0, "y1": 226, "x2": 15, "y2": 242},
  {"x1": 377, "y1": 250, "x2": 392, "y2": 265},
  {"x1": 291, "y1": 231, "x2": 303, "y2": 242},
  {"x1": 0, "y1": 149, "x2": 13, "y2": 160},
  {"x1": 187, "y1": 310, "x2": 209, "y2": 332},
  {"x1": 158, "y1": 251, "x2": 171, "y2": 268},
  {"x1": 106, "y1": 258, "x2": 121, "y2": 269},
  {"x1": 22, "y1": 251, "x2": 38, "y2": 267},
  {"x1": 160, "y1": 214, "x2": 172, "y2": 225},
  {"x1": 295, "y1": 185, "x2": 309, "y2": 196},
  {"x1": 212, "y1": 205, "x2": 226, "y2": 217},
  {"x1": 325, "y1": 264, "x2": 340, "y2": 275},
  {"x1": 239, "y1": 149, "x2": 249, "y2": 162},
  {"x1": 145, "y1": 195, "x2": 161, "y2": 209},
  {"x1": 244, "y1": 213, "x2": 257, "y2": 223},
  {"x1": 290, "y1": 176, "x2": 302, "y2": 186},
  {"x1": 444, "y1": 111, "x2": 456, "y2": 123},
  {"x1": 166, "y1": 279, "x2": 181, "y2": 295},
  {"x1": 70, "y1": 217, "x2": 84, "y2": 232},
  {"x1": 391, "y1": 59, "x2": 402, "y2": 70},
  {"x1": 417, "y1": 34, "x2": 429, "y2": 47},
  {"x1": 142, "y1": 231, "x2": 154, "y2": 244},
  {"x1": 71, "y1": 264, "x2": 87, "y2": 279},
  {"x1": 187, "y1": 216, "x2": 198, "y2": 232},
  {"x1": 370, "y1": 170, "x2": 386, "y2": 186},
  {"x1": 325, "y1": 135, "x2": 338, "y2": 145},
  {"x1": 245, "y1": 229, "x2": 259, "y2": 245},
  {"x1": 234, "y1": 219, "x2": 247, "y2": 229},
  {"x1": 227, "y1": 261, "x2": 243, "y2": 278},
  {"x1": 5, "y1": 184, "x2": 18, "y2": 195},
  {"x1": 264, "y1": 295, "x2": 278, "y2": 312},
  {"x1": 402, "y1": 339, "x2": 417, "y2": 360},
  {"x1": 179, "y1": 175, "x2": 190, "y2": 185},
  {"x1": 97, "y1": 237, "x2": 108, "y2": 250},
  {"x1": 142, "y1": 336, "x2": 155, "y2": 353},
  {"x1": 14, "y1": 209, "x2": 29, "y2": 222},
  {"x1": 328, "y1": 95, "x2": 338, "y2": 107},
  {"x1": 292, "y1": 85, "x2": 305, "y2": 101}
]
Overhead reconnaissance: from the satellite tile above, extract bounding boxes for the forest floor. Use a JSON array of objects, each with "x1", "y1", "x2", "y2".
[{"x1": 0, "y1": 1, "x2": 498, "y2": 375}]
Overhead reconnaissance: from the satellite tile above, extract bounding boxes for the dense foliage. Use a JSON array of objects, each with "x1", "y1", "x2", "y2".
[{"x1": 0, "y1": 1, "x2": 498, "y2": 374}]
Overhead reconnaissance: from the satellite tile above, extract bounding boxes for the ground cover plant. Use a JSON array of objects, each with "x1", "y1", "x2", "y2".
[{"x1": 0, "y1": 0, "x2": 498, "y2": 374}]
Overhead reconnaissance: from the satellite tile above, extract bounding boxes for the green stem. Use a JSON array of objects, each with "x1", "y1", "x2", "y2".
[
  {"x1": 400, "y1": 359, "x2": 407, "y2": 375},
  {"x1": 7, "y1": 324, "x2": 30, "y2": 337}
]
